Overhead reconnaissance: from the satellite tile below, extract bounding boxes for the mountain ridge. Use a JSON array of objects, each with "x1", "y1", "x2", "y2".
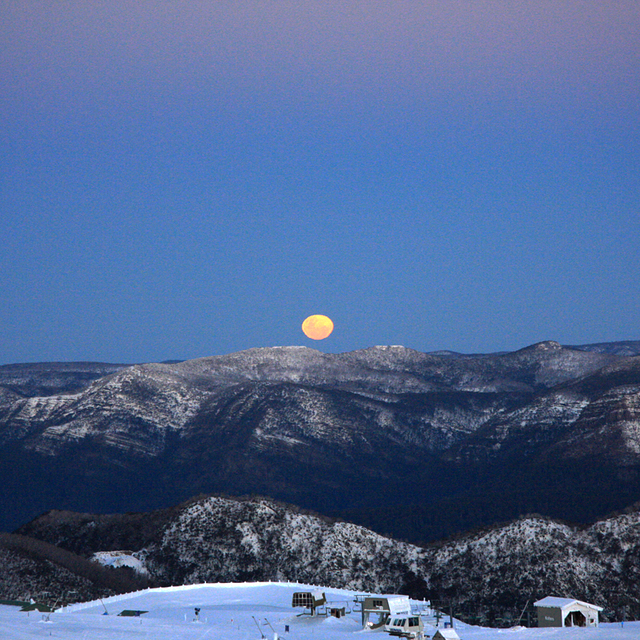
[
  {"x1": 1, "y1": 340, "x2": 640, "y2": 541},
  {"x1": 11, "y1": 494, "x2": 640, "y2": 624}
]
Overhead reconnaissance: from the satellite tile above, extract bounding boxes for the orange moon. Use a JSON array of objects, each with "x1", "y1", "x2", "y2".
[{"x1": 302, "y1": 314, "x2": 334, "y2": 340}]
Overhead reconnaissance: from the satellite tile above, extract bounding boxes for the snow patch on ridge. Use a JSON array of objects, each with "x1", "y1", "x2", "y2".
[{"x1": 91, "y1": 551, "x2": 149, "y2": 575}]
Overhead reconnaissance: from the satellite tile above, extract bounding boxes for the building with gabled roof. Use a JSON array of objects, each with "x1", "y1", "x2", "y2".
[
  {"x1": 534, "y1": 596, "x2": 602, "y2": 627},
  {"x1": 432, "y1": 629, "x2": 460, "y2": 640}
]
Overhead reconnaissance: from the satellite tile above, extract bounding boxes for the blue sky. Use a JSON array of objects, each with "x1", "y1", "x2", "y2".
[{"x1": 1, "y1": 1, "x2": 638, "y2": 363}]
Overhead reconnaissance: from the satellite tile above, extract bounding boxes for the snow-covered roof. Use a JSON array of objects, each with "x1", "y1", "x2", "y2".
[
  {"x1": 534, "y1": 596, "x2": 603, "y2": 611},
  {"x1": 387, "y1": 596, "x2": 411, "y2": 616},
  {"x1": 433, "y1": 629, "x2": 461, "y2": 640},
  {"x1": 362, "y1": 594, "x2": 410, "y2": 615}
]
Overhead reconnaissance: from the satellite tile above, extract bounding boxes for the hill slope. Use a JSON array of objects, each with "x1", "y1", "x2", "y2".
[
  {"x1": 1, "y1": 341, "x2": 640, "y2": 541},
  {"x1": 14, "y1": 494, "x2": 640, "y2": 623}
]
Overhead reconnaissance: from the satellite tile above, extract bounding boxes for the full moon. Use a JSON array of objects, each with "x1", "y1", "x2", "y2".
[{"x1": 302, "y1": 314, "x2": 334, "y2": 340}]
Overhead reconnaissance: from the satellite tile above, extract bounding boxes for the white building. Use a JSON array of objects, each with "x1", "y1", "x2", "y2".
[
  {"x1": 360, "y1": 595, "x2": 412, "y2": 629},
  {"x1": 534, "y1": 596, "x2": 602, "y2": 627},
  {"x1": 432, "y1": 629, "x2": 460, "y2": 640}
]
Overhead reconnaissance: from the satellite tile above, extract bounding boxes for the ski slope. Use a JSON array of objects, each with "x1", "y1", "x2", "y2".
[{"x1": 0, "y1": 581, "x2": 637, "y2": 640}]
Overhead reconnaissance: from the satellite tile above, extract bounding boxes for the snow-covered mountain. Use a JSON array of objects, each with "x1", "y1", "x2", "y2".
[
  {"x1": 13, "y1": 494, "x2": 640, "y2": 623},
  {"x1": 424, "y1": 510, "x2": 640, "y2": 625},
  {"x1": 1, "y1": 343, "x2": 614, "y2": 456},
  {"x1": 17, "y1": 496, "x2": 423, "y2": 595},
  {"x1": 1, "y1": 341, "x2": 640, "y2": 541}
]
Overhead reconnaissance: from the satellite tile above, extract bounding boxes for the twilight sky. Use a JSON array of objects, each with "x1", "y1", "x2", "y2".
[{"x1": 1, "y1": 1, "x2": 638, "y2": 364}]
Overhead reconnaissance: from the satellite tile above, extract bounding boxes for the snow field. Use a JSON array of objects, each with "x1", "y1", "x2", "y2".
[{"x1": 0, "y1": 582, "x2": 638, "y2": 640}]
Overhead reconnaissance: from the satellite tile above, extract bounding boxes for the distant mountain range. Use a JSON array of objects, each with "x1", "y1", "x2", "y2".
[
  {"x1": 7, "y1": 494, "x2": 640, "y2": 624},
  {"x1": 1, "y1": 340, "x2": 640, "y2": 544}
]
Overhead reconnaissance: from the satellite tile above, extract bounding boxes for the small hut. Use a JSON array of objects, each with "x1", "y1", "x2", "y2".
[
  {"x1": 534, "y1": 597, "x2": 602, "y2": 628},
  {"x1": 432, "y1": 629, "x2": 460, "y2": 640}
]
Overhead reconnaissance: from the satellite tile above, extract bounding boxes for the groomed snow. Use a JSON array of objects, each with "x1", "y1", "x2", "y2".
[{"x1": 0, "y1": 582, "x2": 637, "y2": 640}]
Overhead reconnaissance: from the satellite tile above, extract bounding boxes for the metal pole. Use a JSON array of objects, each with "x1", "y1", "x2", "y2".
[{"x1": 252, "y1": 616, "x2": 266, "y2": 639}]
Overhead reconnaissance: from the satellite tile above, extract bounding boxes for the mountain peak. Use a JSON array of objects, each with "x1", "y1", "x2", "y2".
[{"x1": 519, "y1": 340, "x2": 563, "y2": 352}]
